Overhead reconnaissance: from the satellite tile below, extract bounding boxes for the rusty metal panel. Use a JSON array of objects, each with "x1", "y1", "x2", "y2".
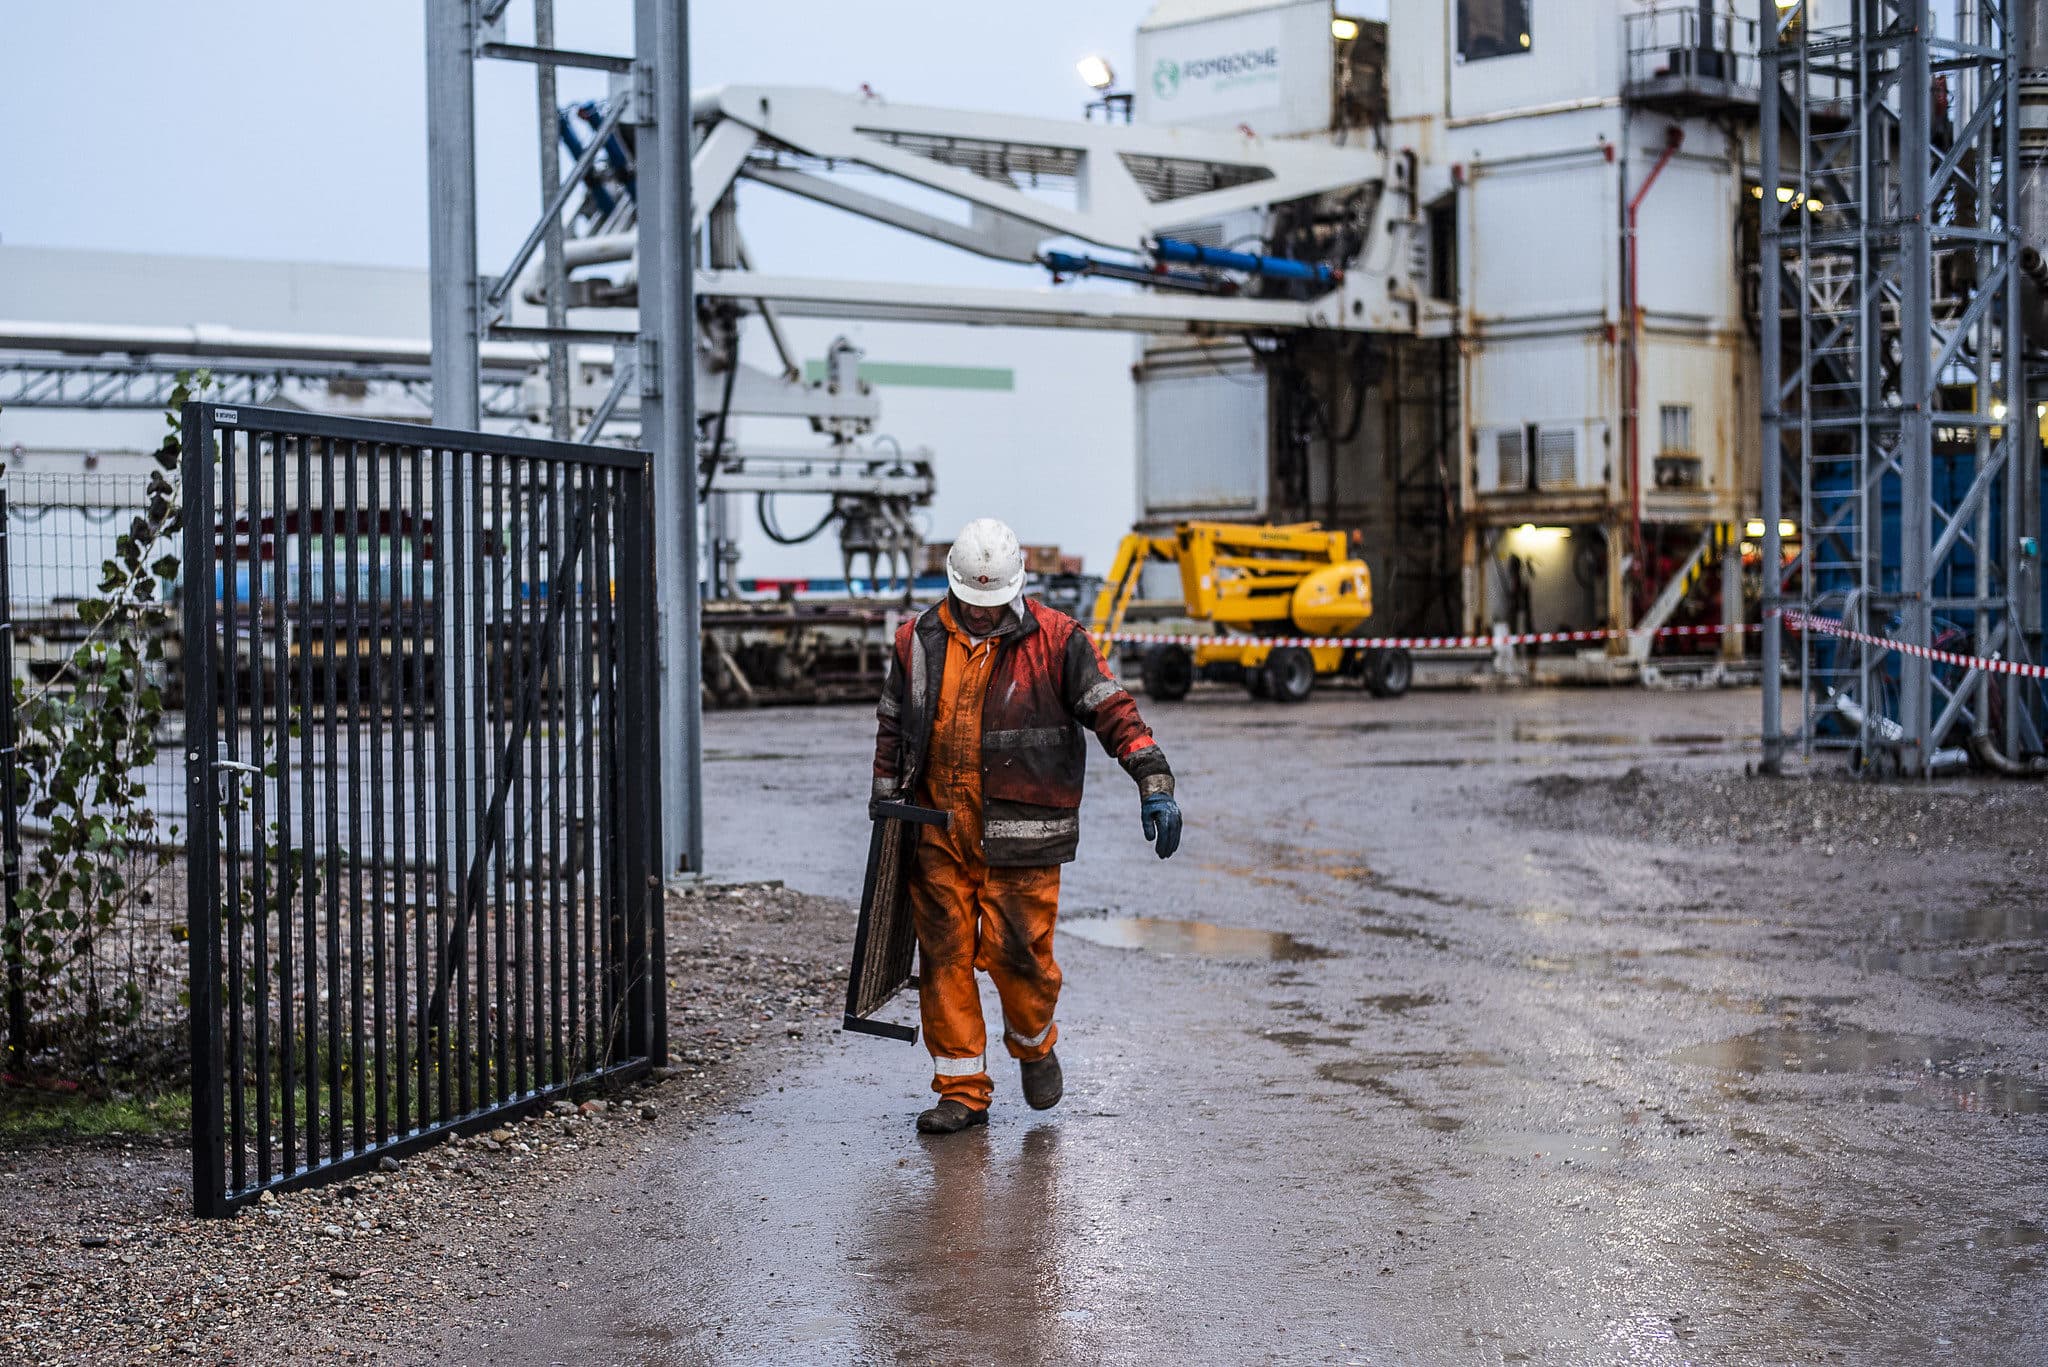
[{"x1": 842, "y1": 802, "x2": 946, "y2": 1043}]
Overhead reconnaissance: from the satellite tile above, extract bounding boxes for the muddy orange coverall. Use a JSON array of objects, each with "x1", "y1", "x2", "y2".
[{"x1": 871, "y1": 597, "x2": 1173, "y2": 1109}]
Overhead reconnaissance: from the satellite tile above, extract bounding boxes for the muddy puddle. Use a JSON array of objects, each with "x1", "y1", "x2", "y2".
[
  {"x1": 1357, "y1": 919, "x2": 1452, "y2": 951},
  {"x1": 1671, "y1": 1023, "x2": 2047, "y2": 1115},
  {"x1": 1059, "y1": 916, "x2": 1332, "y2": 962},
  {"x1": 1362, "y1": 992, "x2": 1442, "y2": 1015},
  {"x1": 1509, "y1": 726, "x2": 1752, "y2": 748},
  {"x1": 1523, "y1": 946, "x2": 1716, "y2": 976},
  {"x1": 1464, "y1": 1132, "x2": 1637, "y2": 1167},
  {"x1": 1841, "y1": 945, "x2": 2048, "y2": 979},
  {"x1": 1799, "y1": 1214, "x2": 2047, "y2": 1257},
  {"x1": 1316, "y1": 1051, "x2": 1502, "y2": 1133},
  {"x1": 1848, "y1": 898, "x2": 2048, "y2": 950}
]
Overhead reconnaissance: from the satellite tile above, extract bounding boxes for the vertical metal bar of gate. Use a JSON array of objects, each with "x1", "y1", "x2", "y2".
[
  {"x1": 617, "y1": 454, "x2": 665, "y2": 1063},
  {"x1": 184, "y1": 403, "x2": 660, "y2": 1217},
  {"x1": 183, "y1": 403, "x2": 226, "y2": 1210}
]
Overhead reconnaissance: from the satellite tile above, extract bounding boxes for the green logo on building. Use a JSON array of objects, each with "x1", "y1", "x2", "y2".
[{"x1": 1153, "y1": 59, "x2": 1181, "y2": 99}]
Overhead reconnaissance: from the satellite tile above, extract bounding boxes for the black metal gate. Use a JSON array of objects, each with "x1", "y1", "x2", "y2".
[{"x1": 181, "y1": 403, "x2": 662, "y2": 1216}]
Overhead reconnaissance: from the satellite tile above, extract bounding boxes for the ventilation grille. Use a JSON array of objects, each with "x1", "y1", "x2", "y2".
[
  {"x1": 1494, "y1": 428, "x2": 1528, "y2": 491},
  {"x1": 856, "y1": 128, "x2": 1080, "y2": 187},
  {"x1": 1536, "y1": 426, "x2": 1580, "y2": 489},
  {"x1": 1117, "y1": 153, "x2": 1274, "y2": 204}
]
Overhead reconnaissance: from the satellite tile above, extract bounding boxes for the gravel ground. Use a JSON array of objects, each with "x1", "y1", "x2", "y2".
[
  {"x1": 1520, "y1": 764, "x2": 2048, "y2": 864},
  {"x1": 0, "y1": 881, "x2": 848, "y2": 1366},
  {"x1": 1520, "y1": 764, "x2": 2048, "y2": 1029}
]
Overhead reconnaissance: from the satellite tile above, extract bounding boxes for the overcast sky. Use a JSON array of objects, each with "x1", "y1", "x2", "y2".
[{"x1": 2, "y1": 0, "x2": 1170, "y2": 269}]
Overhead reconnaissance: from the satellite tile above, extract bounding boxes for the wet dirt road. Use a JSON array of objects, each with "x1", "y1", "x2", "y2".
[{"x1": 467, "y1": 685, "x2": 2048, "y2": 1365}]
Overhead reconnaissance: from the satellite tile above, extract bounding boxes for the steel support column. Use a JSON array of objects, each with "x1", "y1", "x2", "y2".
[
  {"x1": 1758, "y1": 0, "x2": 1786, "y2": 770},
  {"x1": 1896, "y1": 3, "x2": 1934, "y2": 769},
  {"x1": 426, "y1": 0, "x2": 480, "y2": 430},
  {"x1": 635, "y1": 0, "x2": 702, "y2": 874}
]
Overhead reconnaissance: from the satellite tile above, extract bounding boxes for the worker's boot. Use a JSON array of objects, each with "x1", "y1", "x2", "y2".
[
  {"x1": 1020, "y1": 1049, "x2": 1063, "y2": 1111},
  {"x1": 916, "y1": 1099, "x2": 989, "y2": 1135}
]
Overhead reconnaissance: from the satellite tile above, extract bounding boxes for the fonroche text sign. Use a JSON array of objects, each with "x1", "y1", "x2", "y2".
[{"x1": 1136, "y1": 1, "x2": 1333, "y2": 136}]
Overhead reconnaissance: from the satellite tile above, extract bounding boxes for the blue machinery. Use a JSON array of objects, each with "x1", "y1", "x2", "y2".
[{"x1": 1041, "y1": 237, "x2": 1343, "y2": 295}]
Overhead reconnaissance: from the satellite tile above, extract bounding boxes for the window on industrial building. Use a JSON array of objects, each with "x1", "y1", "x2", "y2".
[
  {"x1": 1428, "y1": 196, "x2": 1459, "y2": 302},
  {"x1": 1457, "y1": 0, "x2": 1532, "y2": 63},
  {"x1": 1659, "y1": 403, "x2": 1694, "y2": 453}
]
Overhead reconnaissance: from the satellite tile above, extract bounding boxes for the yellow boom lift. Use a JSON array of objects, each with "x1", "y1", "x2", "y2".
[{"x1": 1089, "y1": 521, "x2": 1413, "y2": 703}]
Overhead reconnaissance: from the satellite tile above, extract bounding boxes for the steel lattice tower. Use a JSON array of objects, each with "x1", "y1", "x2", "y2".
[
  {"x1": 1760, "y1": 0, "x2": 2043, "y2": 775},
  {"x1": 426, "y1": 0, "x2": 702, "y2": 873}
]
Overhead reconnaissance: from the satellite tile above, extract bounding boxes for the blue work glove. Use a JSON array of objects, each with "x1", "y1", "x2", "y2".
[{"x1": 1141, "y1": 793, "x2": 1182, "y2": 860}]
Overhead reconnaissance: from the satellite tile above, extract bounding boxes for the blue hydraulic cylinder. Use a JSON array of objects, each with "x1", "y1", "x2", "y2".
[
  {"x1": 1152, "y1": 236, "x2": 1341, "y2": 286},
  {"x1": 1040, "y1": 250, "x2": 1222, "y2": 293}
]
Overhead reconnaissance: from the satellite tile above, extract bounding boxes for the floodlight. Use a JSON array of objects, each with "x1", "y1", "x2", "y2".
[{"x1": 1077, "y1": 56, "x2": 1115, "y2": 92}]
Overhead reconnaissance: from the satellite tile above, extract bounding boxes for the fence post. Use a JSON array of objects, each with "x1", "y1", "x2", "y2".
[
  {"x1": 618, "y1": 455, "x2": 665, "y2": 1066},
  {"x1": 180, "y1": 403, "x2": 227, "y2": 1216},
  {"x1": 0, "y1": 475, "x2": 24, "y2": 1078}
]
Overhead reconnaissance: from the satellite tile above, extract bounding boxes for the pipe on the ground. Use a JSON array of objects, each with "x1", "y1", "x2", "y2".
[{"x1": 1970, "y1": 731, "x2": 2048, "y2": 777}]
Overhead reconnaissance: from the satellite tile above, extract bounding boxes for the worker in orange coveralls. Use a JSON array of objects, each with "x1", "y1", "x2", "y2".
[{"x1": 871, "y1": 518, "x2": 1182, "y2": 1135}]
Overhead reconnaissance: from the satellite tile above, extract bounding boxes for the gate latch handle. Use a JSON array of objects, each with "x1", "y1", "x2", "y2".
[{"x1": 213, "y1": 757, "x2": 260, "y2": 797}]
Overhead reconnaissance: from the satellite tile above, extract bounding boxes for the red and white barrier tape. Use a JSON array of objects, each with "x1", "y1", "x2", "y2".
[
  {"x1": 1779, "y1": 611, "x2": 2048, "y2": 681},
  {"x1": 1098, "y1": 613, "x2": 2048, "y2": 680},
  {"x1": 1099, "y1": 622, "x2": 1760, "y2": 651}
]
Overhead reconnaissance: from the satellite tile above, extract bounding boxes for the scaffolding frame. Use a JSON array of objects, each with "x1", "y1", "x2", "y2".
[
  {"x1": 425, "y1": 0, "x2": 700, "y2": 874},
  {"x1": 1760, "y1": 0, "x2": 2042, "y2": 774}
]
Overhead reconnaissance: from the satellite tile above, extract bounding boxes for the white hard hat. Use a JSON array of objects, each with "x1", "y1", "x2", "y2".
[{"x1": 946, "y1": 517, "x2": 1026, "y2": 607}]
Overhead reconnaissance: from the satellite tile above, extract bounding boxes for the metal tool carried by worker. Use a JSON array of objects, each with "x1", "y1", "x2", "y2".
[
  {"x1": 855, "y1": 516, "x2": 1182, "y2": 1136},
  {"x1": 842, "y1": 798, "x2": 949, "y2": 1043}
]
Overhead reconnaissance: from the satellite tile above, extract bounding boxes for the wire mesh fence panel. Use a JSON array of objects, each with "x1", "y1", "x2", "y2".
[
  {"x1": 1, "y1": 468, "x2": 188, "y2": 1081},
  {"x1": 181, "y1": 403, "x2": 662, "y2": 1216},
  {"x1": 2, "y1": 477, "x2": 22, "y2": 1075}
]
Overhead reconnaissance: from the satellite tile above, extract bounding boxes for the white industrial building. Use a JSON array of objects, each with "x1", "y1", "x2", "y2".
[{"x1": 1123, "y1": 0, "x2": 1760, "y2": 659}]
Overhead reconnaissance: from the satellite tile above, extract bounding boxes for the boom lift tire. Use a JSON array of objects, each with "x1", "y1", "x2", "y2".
[
  {"x1": 1265, "y1": 647, "x2": 1316, "y2": 703},
  {"x1": 1365, "y1": 647, "x2": 1413, "y2": 699},
  {"x1": 1140, "y1": 645, "x2": 1193, "y2": 701}
]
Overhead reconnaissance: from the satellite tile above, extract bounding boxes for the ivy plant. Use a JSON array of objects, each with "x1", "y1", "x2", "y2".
[{"x1": 3, "y1": 373, "x2": 205, "y2": 1071}]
